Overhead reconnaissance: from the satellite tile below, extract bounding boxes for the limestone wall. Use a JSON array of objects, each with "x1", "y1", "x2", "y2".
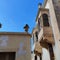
[{"x1": 0, "y1": 33, "x2": 31, "y2": 60}]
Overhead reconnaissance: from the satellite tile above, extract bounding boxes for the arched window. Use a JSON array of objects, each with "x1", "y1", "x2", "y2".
[
  {"x1": 35, "y1": 31, "x2": 38, "y2": 41},
  {"x1": 42, "y1": 14, "x2": 49, "y2": 26},
  {"x1": 33, "y1": 34, "x2": 34, "y2": 44},
  {"x1": 38, "y1": 18, "x2": 40, "y2": 31}
]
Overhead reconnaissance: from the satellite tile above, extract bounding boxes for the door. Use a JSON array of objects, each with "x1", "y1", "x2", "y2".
[{"x1": 0, "y1": 52, "x2": 16, "y2": 60}]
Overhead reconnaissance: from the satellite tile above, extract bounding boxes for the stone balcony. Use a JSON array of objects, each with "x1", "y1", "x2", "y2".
[
  {"x1": 43, "y1": 27, "x2": 55, "y2": 44},
  {"x1": 43, "y1": 27, "x2": 53, "y2": 36},
  {"x1": 38, "y1": 27, "x2": 55, "y2": 44},
  {"x1": 34, "y1": 42, "x2": 42, "y2": 55}
]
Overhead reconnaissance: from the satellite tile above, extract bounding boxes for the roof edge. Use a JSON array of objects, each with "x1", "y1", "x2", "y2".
[{"x1": 0, "y1": 32, "x2": 31, "y2": 37}]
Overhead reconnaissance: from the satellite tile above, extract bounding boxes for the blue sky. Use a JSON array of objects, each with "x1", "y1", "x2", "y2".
[{"x1": 0, "y1": 0, "x2": 44, "y2": 33}]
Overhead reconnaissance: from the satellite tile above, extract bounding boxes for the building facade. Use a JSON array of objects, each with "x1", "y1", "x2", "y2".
[
  {"x1": 32, "y1": 0, "x2": 60, "y2": 60},
  {"x1": 0, "y1": 32, "x2": 31, "y2": 60},
  {"x1": 32, "y1": 26, "x2": 42, "y2": 60}
]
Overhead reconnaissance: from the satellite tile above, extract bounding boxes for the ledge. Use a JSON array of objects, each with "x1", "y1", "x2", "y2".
[{"x1": 0, "y1": 32, "x2": 31, "y2": 37}]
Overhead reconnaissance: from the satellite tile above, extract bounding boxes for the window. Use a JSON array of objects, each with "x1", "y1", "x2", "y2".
[
  {"x1": 35, "y1": 32, "x2": 38, "y2": 41},
  {"x1": 33, "y1": 34, "x2": 34, "y2": 44},
  {"x1": 42, "y1": 14, "x2": 49, "y2": 26},
  {"x1": 38, "y1": 18, "x2": 40, "y2": 31}
]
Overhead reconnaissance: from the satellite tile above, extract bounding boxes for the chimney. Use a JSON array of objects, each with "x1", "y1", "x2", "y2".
[
  {"x1": 24, "y1": 24, "x2": 29, "y2": 33},
  {"x1": 38, "y1": 3, "x2": 42, "y2": 8}
]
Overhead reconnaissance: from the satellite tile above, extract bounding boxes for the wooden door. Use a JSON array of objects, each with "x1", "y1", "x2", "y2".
[{"x1": 0, "y1": 52, "x2": 16, "y2": 60}]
